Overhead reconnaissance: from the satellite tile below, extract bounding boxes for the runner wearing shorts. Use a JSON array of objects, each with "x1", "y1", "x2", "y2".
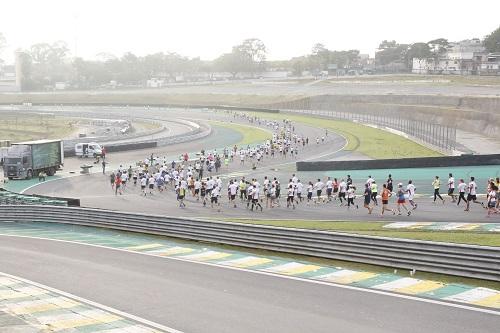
[
  {"x1": 447, "y1": 173, "x2": 457, "y2": 203},
  {"x1": 380, "y1": 184, "x2": 395, "y2": 216},
  {"x1": 396, "y1": 183, "x2": 411, "y2": 216}
]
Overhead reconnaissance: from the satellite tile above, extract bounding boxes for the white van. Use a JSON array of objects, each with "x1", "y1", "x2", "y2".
[{"x1": 75, "y1": 142, "x2": 103, "y2": 158}]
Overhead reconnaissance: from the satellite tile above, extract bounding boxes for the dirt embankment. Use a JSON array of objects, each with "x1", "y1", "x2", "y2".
[
  {"x1": 270, "y1": 95, "x2": 500, "y2": 136},
  {"x1": 1, "y1": 91, "x2": 499, "y2": 136}
]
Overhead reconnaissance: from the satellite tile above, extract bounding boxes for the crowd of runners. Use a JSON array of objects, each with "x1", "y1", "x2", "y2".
[
  {"x1": 104, "y1": 113, "x2": 498, "y2": 218},
  {"x1": 108, "y1": 160, "x2": 499, "y2": 217}
]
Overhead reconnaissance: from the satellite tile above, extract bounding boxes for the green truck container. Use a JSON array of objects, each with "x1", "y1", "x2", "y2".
[{"x1": 3, "y1": 139, "x2": 64, "y2": 180}]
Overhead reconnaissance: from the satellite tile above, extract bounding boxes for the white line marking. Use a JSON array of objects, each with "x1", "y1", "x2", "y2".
[
  {"x1": 0, "y1": 270, "x2": 184, "y2": 333},
  {"x1": 374, "y1": 277, "x2": 420, "y2": 291},
  {"x1": 0, "y1": 233, "x2": 499, "y2": 316},
  {"x1": 20, "y1": 173, "x2": 83, "y2": 194},
  {"x1": 444, "y1": 288, "x2": 500, "y2": 303}
]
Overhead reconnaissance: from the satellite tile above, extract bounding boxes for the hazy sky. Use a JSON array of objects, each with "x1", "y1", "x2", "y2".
[{"x1": 1, "y1": 0, "x2": 499, "y2": 63}]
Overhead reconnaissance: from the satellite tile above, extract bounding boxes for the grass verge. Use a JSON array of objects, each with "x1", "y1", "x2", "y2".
[
  {"x1": 245, "y1": 112, "x2": 441, "y2": 159},
  {"x1": 209, "y1": 219, "x2": 500, "y2": 290},
  {"x1": 0, "y1": 115, "x2": 76, "y2": 142},
  {"x1": 224, "y1": 219, "x2": 500, "y2": 247},
  {"x1": 208, "y1": 121, "x2": 272, "y2": 146}
]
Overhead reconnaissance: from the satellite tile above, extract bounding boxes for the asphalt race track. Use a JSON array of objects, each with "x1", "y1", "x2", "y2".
[
  {"x1": 0, "y1": 235, "x2": 498, "y2": 333},
  {"x1": 2, "y1": 105, "x2": 500, "y2": 332},
  {"x1": 19, "y1": 107, "x2": 498, "y2": 223}
]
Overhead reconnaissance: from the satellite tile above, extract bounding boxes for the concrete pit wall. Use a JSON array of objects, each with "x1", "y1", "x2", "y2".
[{"x1": 297, "y1": 154, "x2": 500, "y2": 172}]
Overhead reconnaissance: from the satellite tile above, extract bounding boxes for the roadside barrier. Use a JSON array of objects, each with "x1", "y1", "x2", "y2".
[{"x1": 0, "y1": 205, "x2": 498, "y2": 281}]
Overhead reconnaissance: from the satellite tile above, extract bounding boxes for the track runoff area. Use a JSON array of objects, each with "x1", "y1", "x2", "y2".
[{"x1": 2, "y1": 108, "x2": 499, "y2": 332}]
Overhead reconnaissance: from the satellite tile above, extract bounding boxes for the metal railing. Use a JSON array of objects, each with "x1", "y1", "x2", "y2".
[
  {"x1": 0, "y1": 205, "x2": 498, "y2": 281},
  {"x1": 267, "y1": 97, "x2": 458, "y2": 154}
]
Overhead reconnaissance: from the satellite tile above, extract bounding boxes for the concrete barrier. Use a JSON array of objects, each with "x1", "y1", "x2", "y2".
[
  {"x1": 65, "y1": 141, "x2": 158, "y2": 157},
  {"x1": 297, "y1": 154, "x2": 500, "y2": 171},
  {"x1": 1, "y1": 205, "x2": 499, "y2": 281}
]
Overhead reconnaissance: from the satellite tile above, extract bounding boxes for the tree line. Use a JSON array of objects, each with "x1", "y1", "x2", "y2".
[{"x1": 0, "y1": 25, "x2": 499, "y2": 91}]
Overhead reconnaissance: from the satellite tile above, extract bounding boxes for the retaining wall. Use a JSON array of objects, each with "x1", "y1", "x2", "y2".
[{"x1": 297, "y1": 154, "x2": 500, "y2": 171}]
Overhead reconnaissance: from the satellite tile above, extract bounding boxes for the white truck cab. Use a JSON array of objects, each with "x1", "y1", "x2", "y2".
[{"x1": 75, "y1": 142, "x2": 103, "y2": 158}]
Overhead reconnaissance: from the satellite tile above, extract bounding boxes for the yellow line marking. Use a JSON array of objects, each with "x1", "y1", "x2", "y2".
[
  {"x1": 37, "y1": 310, "x2": 122, "y2": 330},
  {"x1": 8, "y1": 297, "x2": 80, "y2": 315},
  {"x1": 455, "y1": 223, "x2": 481, "y2": 231},
  {"x1": 395, "y1": 280, "x2": 444, "y2": 295},
  {"x1": 0, "y1": 287, "x2": 49, "y2": 300},
  {"x1": 181, "y1": 251, "x2": 232, "y2": 261},
  {"x1": 149, "y1": 247, "x2": 195, "y2": 256},
  {"x1": 408, "y1": 222, "x2": 433, "y2": 229},
  {"x1": 222, "y1": 256, "x2": 273, "y2": 268},
  {"x1": 267, "y1": 262, "x2": 323, "y2": 275},
  {"x1": 473, "y1": 293, "x2": 500, "y2": 309},
  {"x1": 42, "y1": 313, "x2": 122, "y2": 330},
  {"x1": 324, "y1": 271, "x2": 377, "y2": 284},
  {"x1": 126, "y1": 243, "x2": 164, "y2": 251},
  {"x1": 282, "y1": 265, "x2": 322, "y2": 275}
]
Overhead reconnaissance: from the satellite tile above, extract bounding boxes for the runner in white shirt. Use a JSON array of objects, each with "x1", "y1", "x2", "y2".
[
  {"x1": 347, "y1": 185, "x2": 358, "y2": 209},
  {"x1": 296, "y1": 181, "x2": 304, "y2": 202},
  {"x1": 338, "y1": 180, "x2": 347, "y2": 206},
  {"x1": 326, "y1": 177, "x2": 333, "y2": 202},
  {"x1": 457, "y1": 179, "x2": 467, "y2": 207},
  {"x1": 211, "y1": 186, "x2": 221, "y2": 209},
  {"x1": 194, "y1": 179, "x2": 202, "y2": 200},
  {"x1": 148, "y1": 176, "x2": 155, "y2": 195},
  {"x1": 228, "y1": 181, "x2": 239, "y2": 208},
  {"x1": 487, "y1": 183, "x2": 498, "y2": 217},
  {"x1": 286, "y1": 185, "x2": 296, "y2": 209},
  {"x1": 206, "y1": 178, "x2": 214, "y2": 195},
  {"x1": 447, "y1": 173, "x2": 457, "y2": 203},
  {"x1": 314, "y1": 179, "x2": 325, "y2": 203},
  {"x1": 246, "y1": 185, "x2": 254, "y2": 209},
  {"x1": 140, "y1": 176, "x2": 147, "y2": 196},
  {"x1": 250, "y1": 186, "x2": 263, "y2": 211},
  {"x1": 406, "y1": 180, "x2": 417, "y2": 210},
  {"x1": 465, "y1": 176, "x2": 484, "y2": 211},
  {"x1": 306, "y1": 182, "x2": 314, "y2": 204}
]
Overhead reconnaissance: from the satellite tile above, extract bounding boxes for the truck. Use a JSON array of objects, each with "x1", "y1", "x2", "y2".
[
  {"x1": 0, "y1": 140, "x2": 11, "y2": 166},
  {"x1": 3, "y1": 139, "x2": 64, "y2": 180},
  {"x1": 74, "y1": 142, "x2": 103, "y2": 158}
]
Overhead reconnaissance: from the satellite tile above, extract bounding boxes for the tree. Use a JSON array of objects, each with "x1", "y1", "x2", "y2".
[
  {"x1": 16, "y1": 51, "x2": 34, "y2": 91},
  {"x1": 0, "y1": 32, "x2": 6, "y2": 64},
  {"x1": 406, "y1": 42, "x2": 432, "y2": 69},
  {"x1": 484, "y1": 25, "x2": 500, "y2": 53},
  {"x1": 375, "y1": 41, "x2": 409, "y2": 71},
  {"x1": 214, "y1": 49, "x2": 249, "y2": 78},
  {"x1": 378, "y1": 40, "x2": 398, "y2": 50},
  {"x1": 310, "y1": 43, "x2": 330, "y2": 70},
  {"x1": 235, "y1": 38, "x2": 267, "y2": 76}
]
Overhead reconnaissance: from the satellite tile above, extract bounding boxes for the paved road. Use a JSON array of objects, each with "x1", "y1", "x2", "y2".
[
  {"x1": 22, "y1": 109, "x2": 497, "y2": 222},
  {"x1": 0, "y1": 235, "x2": 497, "y2": 333}
]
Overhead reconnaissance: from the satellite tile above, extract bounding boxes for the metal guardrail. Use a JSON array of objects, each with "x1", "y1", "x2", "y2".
[{"x1": 0, "y1": 205, "x2": 499, "y2": 281}]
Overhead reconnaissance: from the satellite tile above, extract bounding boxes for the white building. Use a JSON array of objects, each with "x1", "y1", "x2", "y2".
[
  {"x1": 479, "y1": 53, "x2": 500, "y2": 76},
  {"x1": 412, "y1": 39, "x2": 487, "y2": 75}
]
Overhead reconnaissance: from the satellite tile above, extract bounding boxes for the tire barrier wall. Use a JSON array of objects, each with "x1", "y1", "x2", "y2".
[
  {"x1": 297, "y1": 153, "x2": 500, "y2": 172},
  {"x1": 0, "y1": 189, "x2": 78, "y2": 207},
  {"x1": 1, "y1": 205, "x2": 498, "y2": 281}
]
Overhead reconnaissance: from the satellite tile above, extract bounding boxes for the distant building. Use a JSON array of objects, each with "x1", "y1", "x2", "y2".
[
  {"x1": 0, "y1": 63, "x2": 18, "y2": 92},
  {"x1": 479, "y1": 53, "x2": 500, "y2": 76},
  {"x1": 412, "y1": 39, "x2": 491, "y2": 75}
]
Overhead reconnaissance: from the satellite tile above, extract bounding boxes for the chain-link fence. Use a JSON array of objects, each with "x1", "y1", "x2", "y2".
[{"x1": 270, "y1": 98, "x2": 457, "y2": 154}]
